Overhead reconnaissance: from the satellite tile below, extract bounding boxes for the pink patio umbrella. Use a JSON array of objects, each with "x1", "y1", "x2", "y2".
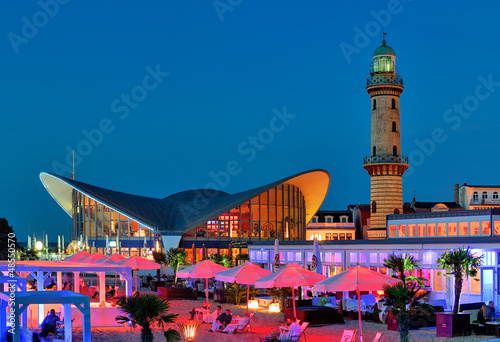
[
  {"x1": 314, "y1": 265, "x2": 402, "y2": 342},
  {"x1": 95, "y1": 253, "x2": 126, "y2": 288},
  {"x1": 254, "y1": 262, "x2": 326, "y2": 318},
  {"x1": 116, "y1": 255, "x2": 161, "y2": 291},
  {"x1": 177, "y1": 259, "x2": 228, "y2": 307},
  {"x1": 215, "y1": 261, "x2": 271, "y2": 312},
  {"x1": 63, "y1": 250, "x2": 91, "y2": 262},
  {"x1": 78, "y1": 252, "x2": 106, "y2": 264}
]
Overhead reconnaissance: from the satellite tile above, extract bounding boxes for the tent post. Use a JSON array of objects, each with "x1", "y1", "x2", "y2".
[
  {"x1": 357, "y1": 286, "x2": 363, "y2": 342},
  {"x1": 292, "y1": 287, "x2": 296, "y2": 318},
  {"x1": 206, "y1": 278, "x2": 209, "y2": 307}
]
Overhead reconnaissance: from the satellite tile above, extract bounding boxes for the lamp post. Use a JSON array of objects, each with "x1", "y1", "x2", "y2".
[{"x1": 35, "y1": 241, "x2": 43, "y2": 259}]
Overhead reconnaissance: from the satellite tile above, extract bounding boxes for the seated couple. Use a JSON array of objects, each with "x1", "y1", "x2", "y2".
[
  {"x1": 188, "y1": 302, "x2": 212, "y2": 321},
  {"x1": 261, "y1": 317, "x2": 301, "y2": 342},
  {"x1": 209, "y1": 309, "x2": 251, "y2": 334}
]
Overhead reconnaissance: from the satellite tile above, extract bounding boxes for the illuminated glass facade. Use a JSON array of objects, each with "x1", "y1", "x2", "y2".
[
  {"x1": 72, "y1": 192, "x2": 154, "y2": 256},
  {"x1": 186, "y1": 183, "x2": 306, "y2": 242}
]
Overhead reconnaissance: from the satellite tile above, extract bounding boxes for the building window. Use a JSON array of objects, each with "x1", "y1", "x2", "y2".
[
  {"x1": 372, "y1": 201, "x2": 377, "y2": 213},
  {"x1": 494, "y1": 192, "x2": 498, "y2": 199},
  {"x1": 372, "y1": 146, "x2": 376, "y2": 156},
  {"x1": 311, "y1": 233, "x2": 321, "y2": 240},
  {"x1": 392, "y1": 98, "x2": 396, "y2": 109},
  {"x1": 394, "y1": 208, "x2": 400, "y2": 214},
  {"x1": 325, "y1": 233, "x2": 332, "y2": 240},
  {"x1": 346, "y1": 233, "x2": 353, "y2": 240},
  {"x1": 473, "y1": 192, "x2": 478, "y2": 201},
  {"x1": 393, "y1": 146, "x2": 397, "y2": 156},
  {"x1": 482, "y1": 192, "x2": 488, "y2": 199},
  {"x1": 311, "y1": 216, "x2": 318, "y2": 223},
  {"x1": 325, "y1": 216, "x2": 333, "y2": 223},
  {"x1": 340, "y1": 216, "x2": 348, "y2": 223},
  {"x1": 392, "y1": 121, "x2": 397, "y2": 132},
  {"x1": 373, "y1": 99, "x2": 376, "y2": 110}
]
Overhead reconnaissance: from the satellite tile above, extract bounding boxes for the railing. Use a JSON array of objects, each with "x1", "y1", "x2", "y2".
[
  {"x1": 367, "y1": 74, "x2": 403, "y2": 86},
  {"x1": 363, "y1": 155, "x2": 408, "y2": 165}
]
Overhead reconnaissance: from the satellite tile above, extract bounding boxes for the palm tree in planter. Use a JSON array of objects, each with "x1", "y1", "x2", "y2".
[
  {"x1": 383, "y1": 254, "x2": 430, "y2": 342},
  {"x1": 435, "y1": 246, "x2": 483, "y2": 337},
  {"x1": 166, "y1": 248, "x2": 189, "y2": 284},
  {"x1": 116, "y1": 292, "x2": 181, "y2": 342}
]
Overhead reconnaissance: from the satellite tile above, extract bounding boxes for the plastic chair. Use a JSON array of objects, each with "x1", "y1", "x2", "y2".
[{"x1": 338, "y1": 329, "x2": 357, "y2": 342}]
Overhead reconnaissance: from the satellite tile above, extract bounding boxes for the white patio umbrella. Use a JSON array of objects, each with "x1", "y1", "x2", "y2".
[
  {"x1": 314, "y1": 265, "x2": 402, "y2": 342},
  {"x1": 177, "y1": 260, "x2": 228, "y2": 306},
  {"x1": 215, "y1": 261, "x2": 271, "y2": 312},
  {"x1": 273, "y1": 238, "x2": 280, "y2": 272},
  {"x1": 255, "y1": 262, "x2": 326, "y2": 317},
  {"x1": 95, "y1": 253, "x2": 127, "y2": 288},
  {"x1": 312, "y1": 237, "x2": 322, "y2": 274},
  {"x1": 116, "y1": 255, "x2": 161, "y2": 291}
]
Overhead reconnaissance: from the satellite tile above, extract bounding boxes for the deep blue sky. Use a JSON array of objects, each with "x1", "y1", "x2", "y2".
[{"x1": 2, "y1": 1, "x2": 500, "y2": 243}]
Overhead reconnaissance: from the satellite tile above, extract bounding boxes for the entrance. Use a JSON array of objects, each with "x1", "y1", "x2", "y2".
[{"x1": 482, "y1": 267, "x2": 495, "y2": 305}]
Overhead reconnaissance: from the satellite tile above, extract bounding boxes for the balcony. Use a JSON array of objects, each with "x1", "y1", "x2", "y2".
[
  {"x1": 363, "y1": 155, "x2": 408, "y2": 165},
  {"x1": 367, "y1": 74, "x2": 403, "y2": 86}
]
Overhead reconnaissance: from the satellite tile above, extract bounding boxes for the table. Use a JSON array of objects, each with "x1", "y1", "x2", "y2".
[
  {"x1": 486, "y1": 321, "x2": 500, "y2": 337},
  {"x1": 284, "y1": 306, "x2": 344, "y2": 326}
]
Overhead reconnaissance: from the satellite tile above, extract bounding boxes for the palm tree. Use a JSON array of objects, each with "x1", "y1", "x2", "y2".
[
  {"x1": 153, "y1": 251, "x2": 167, "y2": 281},
  {"x1": 210, "y1": 253, "x2": 232, "y2": 268},
  {"x1": 165, "y1": 248, "x2": 189, "y2": 283},
  {"x1": 115, "y1": 292, "x2": 181, "y2": 342},
  {"x1": 382, "y1": 282, "x2": 430, "y2": 342},
  {"x1": 437, "y1": 246, "x2": 483, "y2": 314},
  {"x1": 383, "y1": 254, "x2": 430, "y2": 342}
]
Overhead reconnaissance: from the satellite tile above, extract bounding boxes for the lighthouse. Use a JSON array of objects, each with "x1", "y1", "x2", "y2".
[{"x1": 363, "y1": 36, "x2": 408, "y2": 238}]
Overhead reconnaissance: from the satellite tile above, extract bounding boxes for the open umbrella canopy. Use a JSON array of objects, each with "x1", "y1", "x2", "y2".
[
  {"x1": 314, "y1": 265, "x2": 401, "y2": 292},
  {"x1": 94, "y1": 253, "x2": 126, "y2": 265},
  {"x1": 215, "y1": 261, "x2": 271, "y2": 285},
  {"x1": 116, "y1": 255, "x2": 161, "y2": 270},
  {"x1": 78, "y1": 252, "x2": 107, "y2": 264},
  {"x1": 177, "y1": 259, "x2": 228, "y2": 279},
  {"x1": 254, "y1": 262, "x2": 326, "y2": 288},
  {"x1": 63, "y1": 251, "x2": 91, "y2": 262}
]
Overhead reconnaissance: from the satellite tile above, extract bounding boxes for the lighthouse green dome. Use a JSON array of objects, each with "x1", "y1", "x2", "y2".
[{"x1": 373, "y1": 39, "x2": 396, "y2": 57}]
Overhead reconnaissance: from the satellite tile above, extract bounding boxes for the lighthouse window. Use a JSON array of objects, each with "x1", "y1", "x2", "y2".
[
  {"x1": 393, "y1": 146, "x2": 397, "y2": 156},
  {"x1": 373, "y1": 99, "x2": 376, "y2": 110},
  {"x1": 392, "y1": 99, "x2": 396, "y2": 109},
  {"x1": 373, "y1": 146, "x2": 376, "y2": 156},
  {"x1": 392, "y1": 121, "x2": 397, "y2": 132}
]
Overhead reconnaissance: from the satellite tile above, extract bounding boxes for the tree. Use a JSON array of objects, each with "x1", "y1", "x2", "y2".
[
  {"x1": 115, "y1": 292, "x2": 181, "y2": 342},
  {"x1": 20, "y1": 248, "x2": 39, "y2": 261},
  {"x1": 0, "y1": 217, "x2": 20, "y2": 260},
  {"x1": 165, "y1": 248, "x2": 189, "y2": 283},
  {"x1": 225, "y1": 283, "x2": 247, "y2": 305},
  {"x1": 210, "y1": 253, "x2": 232, "y2": 268},
  {"x1": 437, "y1": 246, "x2": 483, "y2": 314},
  {"x1": 266, "y1": 287, "x2": 292, "y2": 312},
  {"x1": 383, "y1": 254, "x2": 430, "y2": 342},
  {"x1": 153, "y1": 251, "x2": 167, "y2": 281}
]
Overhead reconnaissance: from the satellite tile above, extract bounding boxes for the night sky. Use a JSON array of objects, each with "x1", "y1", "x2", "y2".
[{"x1": 1, "y1": 1, "x2": 500, "y2": 242}]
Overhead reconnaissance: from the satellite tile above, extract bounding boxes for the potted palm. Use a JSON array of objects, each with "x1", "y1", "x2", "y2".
[
  {"x1": 115, "y1": 292, "x2": 181, "y2": 342},
  {"x1": 166, "y1": 248, "x2": 189, "y2": 284},
  {"x1": 435, "y1": 246, "x2": 483, "y2": 337}
]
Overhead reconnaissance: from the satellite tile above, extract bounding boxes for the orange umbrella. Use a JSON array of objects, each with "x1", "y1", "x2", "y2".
[
  {"x1": 215, "y1": 261, "x2": 271, "y2": 312},
  {"x1": 314, "y1": 265, "x2": 402, "y2": 342},
  {"x1": 191, "y1": 244, "x2": 195, "y2": 265},
  {"x1": 177, "y1": 260, "x2": 228, "y2": 306},
  {"x1": 254, "y1": 262, "x2": 326, "y2": 317},
  {"x1": 116, "y1": 255, "x2": 161, "y2": 291}
]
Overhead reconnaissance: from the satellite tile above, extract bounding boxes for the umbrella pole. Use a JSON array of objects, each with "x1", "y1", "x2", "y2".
[
  {"x1": 135, "y1": 269, "x2": 138, "y2": 293},
  {"x1": 115, "y1": 272, "x2": 117, "y2": 288},
  {"x1": 246, "y1": 285, "x2": 249, "y2": 313},
  {"x1": 206, "y1": 278, "x2": 209, "y2": 308},
  {"x1": 292, "y1": 287, "x2": 296, "y2": 318},
  {"x1": 357, "y1": 286, "x2": 363, "y2": 342}
]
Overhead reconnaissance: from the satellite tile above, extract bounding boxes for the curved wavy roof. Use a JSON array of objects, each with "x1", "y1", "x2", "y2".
[{"x1": 40, "y1": 170, "x2": 330, "y2": 235}]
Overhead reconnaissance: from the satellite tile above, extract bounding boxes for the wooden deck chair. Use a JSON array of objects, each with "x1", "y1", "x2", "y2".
[
  {"x1": 235, "y1": 313, "x2": 255, "y2": 333},
  {"x1": 338, "y1": 329, "x2": 357, "y2": 342},
  {"x1": 296, "y1": 321, "x2": 309, "y2": 342},
  {"x1": 372, "y1": 331, "x2": 383, "y2": 342}
]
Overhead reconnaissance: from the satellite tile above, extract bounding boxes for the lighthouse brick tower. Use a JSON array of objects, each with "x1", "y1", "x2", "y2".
[{"x1": 363, "y1": 36, "x2": 408, "y2": 239}]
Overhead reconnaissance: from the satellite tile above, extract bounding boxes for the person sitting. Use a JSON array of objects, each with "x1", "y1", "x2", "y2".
[
  {"x1": 261, "y1": 318, "x2": 292, "y2": 342},
  {"x1": 209, "y1": 309, "x2": 232, "y2": 332},
  {"x1": 188, "y1": 301, "x2": 210, "y2": 320},
  {"x1": 223, "y1": 312, "x2": 250, "y2": 334},
  {"x1": 487, "y1": 301, "x2": 496, "y2": 320},
  {"x1": 478, "y1": 304, "x2": 487, "y2": 325},
  {"x1": 39, "y1": 309, "x2": 60, "y2": 338},
  {"x1": 203, "y1": 305, "x2": 222, "y2": 323},
  {"x1": 106, "y1": 285, "x2": 116, "y2": 297},
  {"x1": 319, "y1": 293, "x2": 333, "y2": 307},
  {"x1": 46, "y1": 279, "x2": 56, "y2": 290},
  {"x1": 285, "y1": 317, "x2": 302, "y2": 340}
]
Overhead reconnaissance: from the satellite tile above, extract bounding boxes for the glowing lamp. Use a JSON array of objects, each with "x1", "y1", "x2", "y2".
[
  {"x1": 248, "y1": 300, "x2": 259, "y2": 309},
  {"x1": 377, "y1": 290, "x2": 384, "y2": 295},
  {"x1": 269, "y1": 303, "x2": 280, "y2": 312},
  {"x1": 109, "y1": 241, "x2": 117, "y2": 247},
  {"x1": 35, "y1": 241, "x2": 43, "y2": 251},
  {"x1": 177, "y1": 321, "x2": 200, "y2": 342}
]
